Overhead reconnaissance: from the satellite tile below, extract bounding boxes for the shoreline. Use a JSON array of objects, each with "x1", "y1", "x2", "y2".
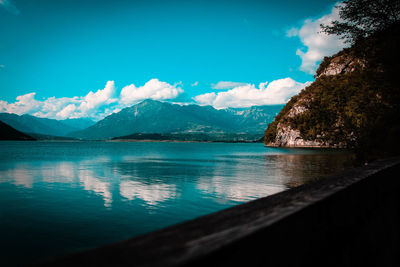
[
  {"x1": 0, "y1": 139, "x2": 261, "y2": 144},
  {"x1": 108, "y1": 139, "x2": 261, "y2": 143},
  {"x1": 265, "y1": 144, "x2": 334, "y2": 148}
]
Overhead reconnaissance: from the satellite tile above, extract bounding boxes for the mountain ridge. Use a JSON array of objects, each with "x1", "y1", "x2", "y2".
[
  {"x1": 0, "y1": 113, "x2": 95, "y2": 137},
  {"x1": 69, "y1": 100, "x2": 284, "y2": 140},
  {"x1": 0, "y1": 121, "x2": 35, "y2": 140}
]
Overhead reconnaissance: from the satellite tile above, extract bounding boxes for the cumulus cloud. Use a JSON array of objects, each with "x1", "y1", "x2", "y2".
[
  {"x1": 288, "y1": 4, "x2": 348, "y2": 74},
  {"x1": 211, "y1": 81, "x2": 248, "y2": 90},
  {"x1": 0, "y1": 0, "x2": 20, "y2": 15},
  {"x1": 194, "y1": 78, "x2": 311, "y2": 109},
  {"x1": 35, "y1": 81, "x2": 117, "y2": 119},
  {"x1": 0, "y1": 93, "x2": 42, "y2": 115},
  {"x1": 194, "y1": 93, "x2": 218, "y2": 106},
  {"x1": 0, "y1": 82, "x2": 117, "y2": 120},
  {"x1": 191, "y1": 81, "x2": 199, "y2": 87},
  {"x1": 33, "y1": 96, "x2": 81, "y2": 119},
  {"x1": 79, "y1": 81, "x2": 117, "y2": 115},
  {"x1": 56, "y1": 104, "x2": 77, "y2": 119},
  {"x1": 119, "y1": 78, "x2": 183, "y2": 106},
  {"x1": 1, "y1": 77, "x2": 309, "y2": 119},
  {"x1": 0, "y1": 79, "x2": 183, "y2": 120}
]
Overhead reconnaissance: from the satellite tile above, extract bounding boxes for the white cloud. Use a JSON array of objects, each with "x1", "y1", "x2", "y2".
[
  {"x1": 191, "y1": 81, "x2": 199, "y2": 87},
  {"x1": 0, "y1": 82, "x2": 118, "y2": 120},
  {"x1": 0, "y1": 0, "x2": 20, "y2": 15},
  {"x1": 31, "y1": 81, "x2": 117, "y2": 119},
  {"x1": 79, "y1": 81, "x2": 117, "y2": 115},
  {"x1": 194, "y1": 78, "x2": 311, "y2": 109},
  {"x1": 286, "y1": 28, "x2": 299, "y2": 37},
  {"x1": 56, "y1": 104, "x2": 77, "y2": 119},
  {"x1": 33, "y1": 96, "x2": 81, "y2": 119},
  {"x1": 1, "y1": 77, "x2": 309, "y2": 118},
  {"x1": 194, "y1": 92, "x2": 217, "y2": 106},
  {"x1": 288, "y1": 4, "x2": 348, "y2": 74},
  {"x1": 119, "y1": 78, "x2": 183, "y2": 106},
  {"x1": 211, "y1": 81, "x2": 248, "y2": 90},
  {"x1": 0, "y1": 93, "x2": 42, "y2": 115},
  {"x1": 0, "y1": 79, "x2": 184, "y2": 120}
]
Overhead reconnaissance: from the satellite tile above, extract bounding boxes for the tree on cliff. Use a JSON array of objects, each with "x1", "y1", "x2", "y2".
[
  {"x1": 265, "y1": 0, "x2": 400, "y2": 160},
  {"x1": 321, "y1": 0, "x2": 400, "y2": 43}
]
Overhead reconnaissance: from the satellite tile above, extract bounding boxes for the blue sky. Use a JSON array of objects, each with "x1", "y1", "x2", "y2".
[{"x1": 0, "y1": 0, "x2": 346, "y2": 120}]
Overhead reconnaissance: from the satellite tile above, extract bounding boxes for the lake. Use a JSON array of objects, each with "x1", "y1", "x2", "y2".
[{"x1": 0, "y1": 141, "x2": 355, "y2": 265}]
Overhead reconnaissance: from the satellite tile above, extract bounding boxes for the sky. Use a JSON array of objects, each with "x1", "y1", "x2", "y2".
[{"x1": 0, "y1": 0, "x2": 347, "y2": 120}]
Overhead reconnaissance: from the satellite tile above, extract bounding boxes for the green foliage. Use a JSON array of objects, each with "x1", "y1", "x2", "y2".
[
  {"x1": 288, "y1": 72, "x2": 382, "y2": 147},
  {"x1": 265, "y1": 23, "x2": 400, "y2": 159},
  {"x1": 321, "y1": 0, "x2": 400, "y2": 43}
]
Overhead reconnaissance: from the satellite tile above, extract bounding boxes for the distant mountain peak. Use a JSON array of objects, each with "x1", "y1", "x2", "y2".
[{"x1": 68, "y1": 102, "x2": 284, "y2": 140}]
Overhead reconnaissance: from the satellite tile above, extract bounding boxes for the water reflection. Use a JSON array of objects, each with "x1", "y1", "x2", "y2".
[
  {"x1": 0, "y1": 150, "x2": 355, "y2": 208},
  {"x1": 8, "y1": 167, "x2": 34, "y2": 188},
  {"x1": 79, "y1": 169, "x2": 113, "y2": 207},
  {"x1": 263, "y1": 153, "x2": 355, "y2": 188},
  {"x1": 0, "y1": 143, "x2": 357, "y2": 267},
  {"x1": 195, "y1": 155, "x2": 286, "y2": 202},
  {"x1": 120, "y1": 180, "x2": 178, "y2": 206},
  {"x1": 196, "y1": 176, "x2": 284, "y2": 202},
  {"x1": 41, "y1": 162, "x2": 76, "y2": 184},
  {"x1": 1, "y1": 164, "x2": 94, "y2": 205}
]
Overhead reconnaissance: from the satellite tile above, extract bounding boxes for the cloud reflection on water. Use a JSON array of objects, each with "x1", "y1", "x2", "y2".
[
  {"x1": 197, "y1": 175, "x2": 284, "y2": 202},
  {"x1": 78, "y1": 169, "x2": 113, "y2": 208},
  {"x1": 120, "y1": 180, "x2": 178, "y2": 206},
  {"x1": 42, "y1": 162, "x2": 75, "y2": 184},
  {"x1": 9, "y1": 167, "x2": 34, "y2": 188},
  {"x1": 0, "y1": 151, "x2": 355, "y2": 208}
]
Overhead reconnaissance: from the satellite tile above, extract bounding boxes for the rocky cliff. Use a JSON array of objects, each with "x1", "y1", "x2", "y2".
[
  {"x1": 264, "y1": 50, "x2": 363, "y2": 148},
  {"x1": 315, "y1": 49, "x2": 366, "y2": 78},
  {"x1": 264, "y1": 23, "x2": 400, "y2": 154}
]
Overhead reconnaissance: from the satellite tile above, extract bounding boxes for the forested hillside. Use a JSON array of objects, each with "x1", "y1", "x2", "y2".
[{"x1": 265, "y1": 0, "x2": 400, "y2": 159}]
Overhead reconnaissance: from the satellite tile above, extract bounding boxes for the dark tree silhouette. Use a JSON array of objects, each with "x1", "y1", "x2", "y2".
[{"x1": 321, "y1": 0, "x2": 400, "y2": 43}]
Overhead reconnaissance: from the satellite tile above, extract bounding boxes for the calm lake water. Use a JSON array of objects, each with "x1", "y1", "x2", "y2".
[{"x1": 0, "y1": 141, "x2": 355, "y2": 265}]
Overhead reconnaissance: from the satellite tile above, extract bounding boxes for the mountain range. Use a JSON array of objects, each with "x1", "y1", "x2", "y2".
[
  {"x1": 0, "y1": 100, "x2": 283, "y2": 141},
  {"x1": 0, "y1": 113, "x2": 95, "y2": 137},
  {"x1": 68, "y1": 100, "x2": 283, "y2": 140}
]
